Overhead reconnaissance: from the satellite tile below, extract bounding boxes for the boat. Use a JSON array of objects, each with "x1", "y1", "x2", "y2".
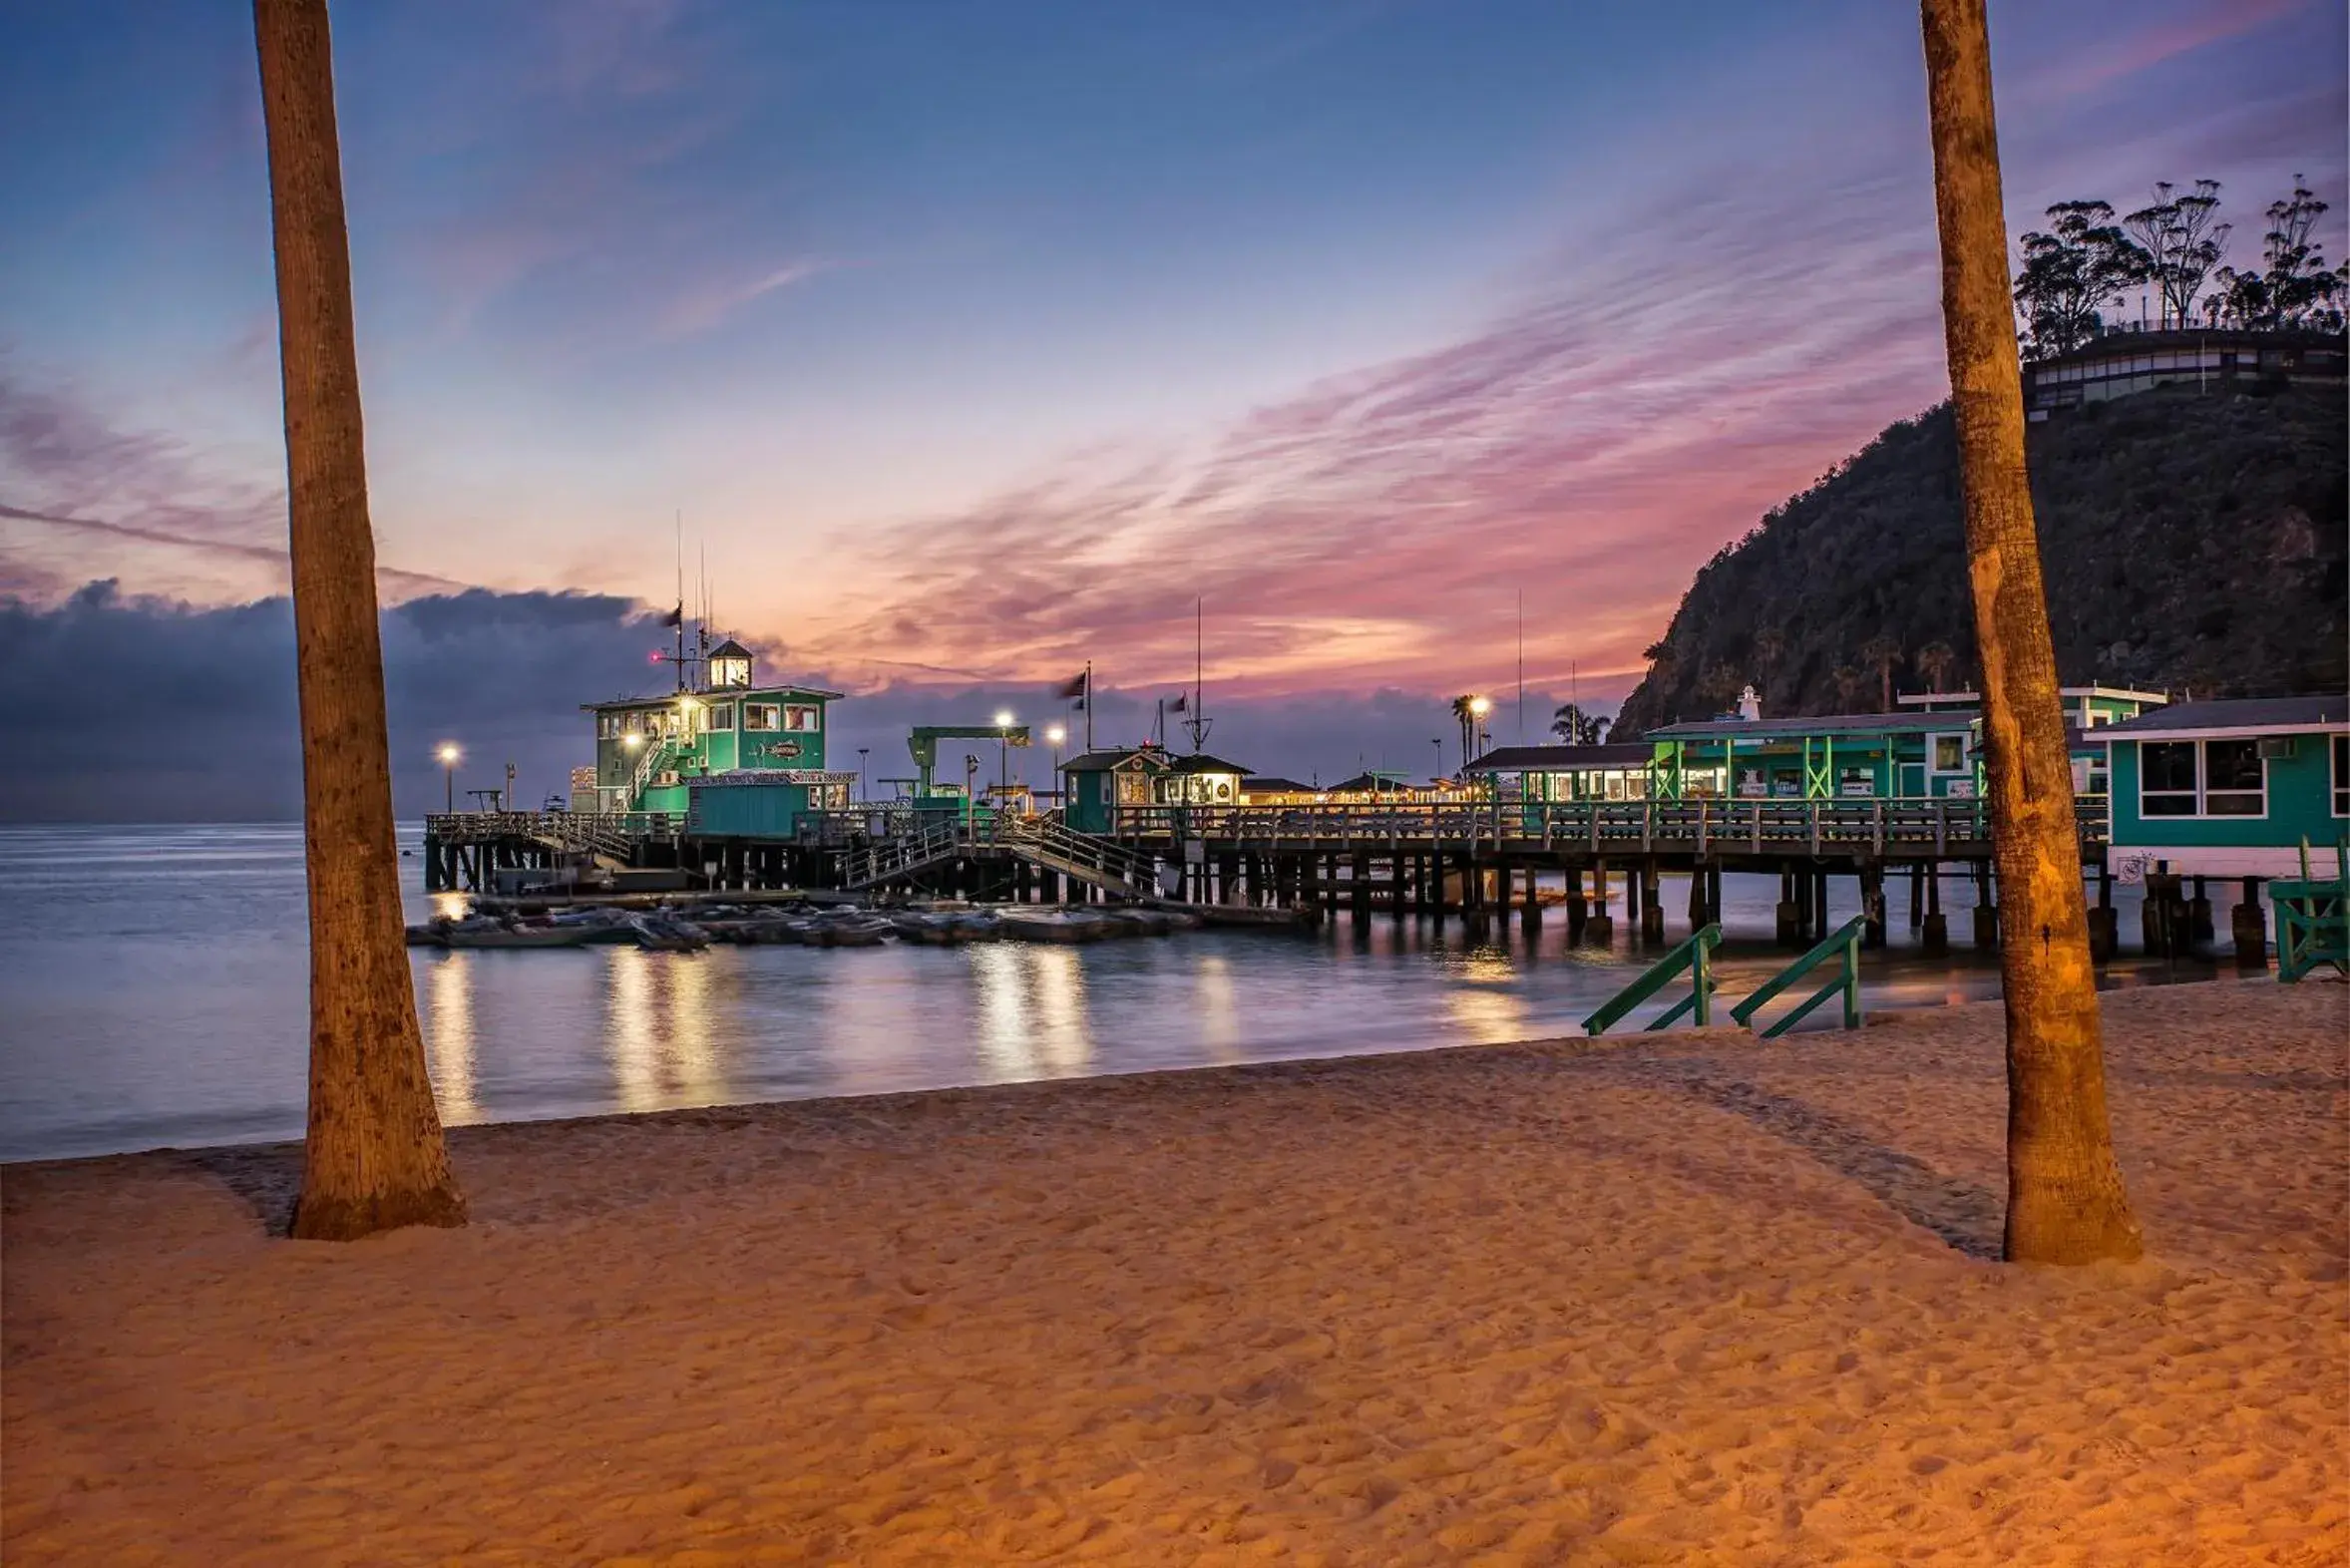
[
  {"x1": 998, "y1": 909, "x2": 1116, "y2": 944},
  {"x1": 627, "y1": 914, "x2": 710, "y2": 952},
  {"x1": 445, "y1": 923, "x2": 598, "y2": 950}
]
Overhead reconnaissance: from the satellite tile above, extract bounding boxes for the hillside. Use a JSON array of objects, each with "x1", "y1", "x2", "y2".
[{"x1": 1612, "y1": 383, "x2": 2347, "y2": 733}]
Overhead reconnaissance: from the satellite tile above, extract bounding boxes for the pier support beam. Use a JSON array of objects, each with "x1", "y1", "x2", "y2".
[
  {"x1": 1584, "y1": 860, "x2": 1613, "y2": 945},
  {"x1": 2231, "y1": 877, "x2": 2268, "y2": 973},
  {"x1": 1971, "y1": 860, "x2": 1998, "y2": 950},
  {"x1": 1565, "y1": 865, "x2": 1588, "y2": 942},
  {"x1": 1922, "y1": 863, "x2": 1949, "y2": 957},
  {"x1": 1638, "y1": 861, "x2": 1665, "y2": 944},
  {"x1": 1859, "y1": 864, "x2": 1886, "y2": 950},
  {"x1": 2188, "y1": 876, "x2": 2214, "y2": 945},
  {"x1": 1775, "y1": 867, "x2": 1801, "y2": 947},
  {"x1": 2087, "y1": 866, "x2": 2117, "y2": 964}
]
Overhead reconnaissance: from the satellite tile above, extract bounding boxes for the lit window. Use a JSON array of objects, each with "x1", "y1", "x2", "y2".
[
  {"x1": 1932, "y1": 734, "x2": 1967, "y2": 772},
  {"x1": 2140, "y1": 742, "x2": 2198, "y2": 817},
  {"x1": 743, "y1": 703, "x2": 781, "y2": 732},
  {"x1": 782, "y1": 704, "x2": 822, "y2": 732},
  {"x1": 704, "y1": 701, "x2": 733, "y2": 731},
  {"x1": 2201, "y1": 739, "x2": 2264, "y2": 817}
]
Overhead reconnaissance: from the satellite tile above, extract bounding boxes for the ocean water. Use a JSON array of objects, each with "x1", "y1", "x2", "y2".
[{"x1": 0, "y1": 824, "x2": 2213, "y2": 1162}]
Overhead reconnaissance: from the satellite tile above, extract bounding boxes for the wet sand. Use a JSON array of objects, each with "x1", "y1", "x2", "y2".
[{"x1": 5, "y1": 980, "x2": 2344, "y2": 1566}]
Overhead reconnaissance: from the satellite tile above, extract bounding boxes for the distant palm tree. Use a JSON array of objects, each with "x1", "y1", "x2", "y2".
[
  {"x1": 1549, "y1": 703, "x2": 1611, "y2": 745},
  {"x1": 1831, "y1": 664, "x2": 1867, "y2": 709},
  {"x1": 1858, "y1": 634, "x2": 1904, "y2": 710},
  {"x1": 1449, "y1": 694, "x2": 1479, "y2": 771},
  {"x1": 255, "y1": 0, "x2": 465, "y2": 1240},
  {"x1": 1922, "y1": 0, "x2": 2139, "y2": 1265},
  {"x1": 1916, "y1": 639, "x2": 1960, "y2": 693}
]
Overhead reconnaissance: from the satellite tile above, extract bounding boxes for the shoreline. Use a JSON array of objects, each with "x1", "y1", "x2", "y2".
[{"x1": 7, "y1": 981, "x2": 2344, "y2": 1563}]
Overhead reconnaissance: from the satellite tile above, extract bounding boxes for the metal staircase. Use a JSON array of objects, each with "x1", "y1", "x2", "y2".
[
  {"x1": 622, "y1": 735, "x2": 677, "y2": 809},
  {"x1": 843, "y1": 822, "x2": 969, "y2": 890},
  {"x1": 1001, "y1": 817, "x2": 1156, "y2": 900}
]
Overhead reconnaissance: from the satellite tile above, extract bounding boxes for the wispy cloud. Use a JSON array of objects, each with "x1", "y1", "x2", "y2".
[{"x1": 657, "y1": 257, "x2": 833, "y2": 338}]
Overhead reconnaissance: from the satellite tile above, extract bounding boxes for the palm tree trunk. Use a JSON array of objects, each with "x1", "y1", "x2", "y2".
[
  {"x1": 255, "y1": 0, "x2": 465, "y2": 1240},
  {"x1": 1920, "y1": 0, "x2": 2138, "y2": 1264}
]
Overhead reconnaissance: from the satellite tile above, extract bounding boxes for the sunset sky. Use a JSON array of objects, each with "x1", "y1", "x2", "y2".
[{"x1": 2, "y1": 0, "x2": 2343, "y2": 772}]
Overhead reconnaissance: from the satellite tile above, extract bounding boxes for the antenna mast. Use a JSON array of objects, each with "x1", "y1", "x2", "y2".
[
  {"x1": 1182, "y1": 596, "x2": 1211, "y2": 751},
  {"x1": 672, "y1": 511, "x2": 685, "y2": 694}
]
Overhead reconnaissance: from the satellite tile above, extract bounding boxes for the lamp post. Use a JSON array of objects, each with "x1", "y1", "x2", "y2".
[
  {"x1": 1045, "y1": 723, "x2": 1066, "y2": 814},
  {"x1": 436, "y1": 742, "x2": 460, "y2": 814},
  {"x1": 857, "y1": 746, "x2": 870, "y2": 803},
  {"x1": 1468, "y1": 694, "x2": 1493, "y2": 760},
  {"x1": 993, "y1": 709, "x2": 1015, "y2": 798}
]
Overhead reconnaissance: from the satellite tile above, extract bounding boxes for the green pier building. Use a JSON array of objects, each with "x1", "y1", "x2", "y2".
[{"x1": 584, "y1": 639, "x2": 854, "y2": 835}]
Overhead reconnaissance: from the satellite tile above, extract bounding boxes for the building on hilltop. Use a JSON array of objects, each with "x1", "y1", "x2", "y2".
[{"x1": 2023, "y1": 327, "x2": 2345, "y2": 421}]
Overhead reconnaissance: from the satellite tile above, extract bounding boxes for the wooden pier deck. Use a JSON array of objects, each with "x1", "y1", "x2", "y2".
[{"x1": 421, "y1": 797, "x2": 2117, "y2": 954}]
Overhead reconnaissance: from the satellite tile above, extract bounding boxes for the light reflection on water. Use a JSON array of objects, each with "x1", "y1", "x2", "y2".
[{"x1": 0, "y1": 824, "x2": 2223, "y2": 1162}]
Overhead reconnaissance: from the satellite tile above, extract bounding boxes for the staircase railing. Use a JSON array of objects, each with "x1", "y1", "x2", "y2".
[
  {"x1": 622, "y1": 736, "x2": 675, "y2": 809},
  {"x1": 2273, "y1": 837, "x2": 2349, "y2": 982},
  {"x1": 1004, "y1": 817, "x2": 1156, "y2": 895},
  {"x1": 1581, "y1": 924, "x2": 1722, "y2": 1036},
  {"x1": 1731, "y1": 916, "x2": 1866, "y2": 1038}
]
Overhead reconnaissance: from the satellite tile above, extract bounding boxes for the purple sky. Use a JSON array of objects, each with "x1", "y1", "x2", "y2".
[{"x1": 2, "y1": 0, "x2": 2342, "y2": 733}]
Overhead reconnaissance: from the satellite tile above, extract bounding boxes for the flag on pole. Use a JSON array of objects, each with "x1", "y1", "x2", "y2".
[
  {"x1": 1167, "y1": 692, "x2": 1187, "y2": 712},
  {"x1": 1053, "y1": 670, "x2": 1088, "y2": 699},
  {"x1": 661, "y1": 603, "x2": 683, "y2": 627}
]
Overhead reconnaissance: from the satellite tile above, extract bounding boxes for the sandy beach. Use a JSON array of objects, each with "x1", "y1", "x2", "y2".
[{"x1": 4, "y1": 980, "x2": 2343, "y2": 1566}]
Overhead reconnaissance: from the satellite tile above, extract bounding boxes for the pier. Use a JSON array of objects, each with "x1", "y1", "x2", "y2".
[{"x1": 424, "y1": 794, "x2": 2113, "y2": 951}]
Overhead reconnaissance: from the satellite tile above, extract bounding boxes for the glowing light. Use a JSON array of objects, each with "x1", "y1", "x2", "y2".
[
  {"x1": 621, "y1": 733, "x2": 643, "y2": 750},
  {"x1": 994, "y1": 709, "x2": 1015, "y2": 728},
  {"x1": 649, "y1": 649, "x2": 664, "y2": 664},
  {"x1": 1469, "y1": 695, "x2": 1493, "y2": 717},
  {"x1": 435, "y1": 742, "x2": 461, "y2": 765},
  {"x1": 1045, "y1": 724, "x2": 1066, "y2": 745}
]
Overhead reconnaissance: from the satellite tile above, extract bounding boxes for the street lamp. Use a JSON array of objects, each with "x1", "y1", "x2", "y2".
[
  {"x1": 1045, "y1": 723, "x2": 1066, "y2": 812},
  {"x1": 993, "y1": 709, "x2": 1015, "y2": 797},
  {"x1": 436, "y1": 742, "x2": 460, "y2": 813},
  {"x1": 857, "y1": 746, "x2": 870, "y2": 803}
]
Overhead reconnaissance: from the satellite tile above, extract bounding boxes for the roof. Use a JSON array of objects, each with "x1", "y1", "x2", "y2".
[
  {"x1": 2100, "y1": 695, "x2": 2348, "y2": 738},
  {"x1": 1646, "y1": 710, "x2": 1971, "y2": 742},
  {"x1": 708, "y1": 638, "x2": 754, "y2": 659},
  {"x1": 1241, "y1": 775, "x2": 1315, "y2": 794},
  {"x1": 1058, "y1": 747, "x2": 1169, "y2": 773},
  {"x1": 1895, "y1": 684, "x2": 2168, "y2": 708},
  {"x1": 1464, "y1": 742, "x2": 1654, "y2": 774},
  {"x1": 1166, "y1": 751, "x2": 1253, "y2": 775},
  {"x1": 1327, "y1": 771, "x2": 1415, "y2": 792},
  {"x1": 584, "y1": 682, "x2": 843, "y2": 711}
]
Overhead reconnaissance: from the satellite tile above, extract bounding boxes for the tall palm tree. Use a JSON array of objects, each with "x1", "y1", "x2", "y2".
[
  {"x1": 1858, "y1": 634, "x2": 1903, "y2": 711},
  {"x1": 255, "y1": 0, "x2": 466, "y2": 1240},
  {"x1": 1920, "y1": 0, "x2": 2139, "y2": 1264},
  {"x1": 1916, "y1": 639, "x2": 1959, "y2": 693}
]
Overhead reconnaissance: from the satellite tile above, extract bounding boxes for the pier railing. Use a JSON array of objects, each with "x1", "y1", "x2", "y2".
[
  {"x1": 1108, "y1": 796, "x2": 2108, "y2": 856},
  {"x1": 424, "y1": 810, "x2": 684, "y2": 848}
]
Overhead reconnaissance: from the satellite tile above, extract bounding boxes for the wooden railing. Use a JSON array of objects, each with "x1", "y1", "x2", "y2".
[
  {"x1": 1107, "y1": 796, "x2": 2108, "y2": 854},
  {"x1": 424, "y1": 810, "x2": 684, "y2": 846}
]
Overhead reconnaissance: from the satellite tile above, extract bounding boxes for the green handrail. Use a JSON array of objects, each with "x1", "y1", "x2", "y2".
[
  {"x1": 1732, "y1": 915, "x2": 1866, "y2": 1039},
  {"x1": 2272, "y1": 837, "x2": 2349, "y2": 982},
  {"x1": 1582, "y1": 924, "x2": 1722, "y2": 1036}
]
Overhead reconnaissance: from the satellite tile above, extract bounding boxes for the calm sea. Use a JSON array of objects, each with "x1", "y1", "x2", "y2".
[{"x1": 0, "y1": 824, "x2": 2203, "y2": 1162}]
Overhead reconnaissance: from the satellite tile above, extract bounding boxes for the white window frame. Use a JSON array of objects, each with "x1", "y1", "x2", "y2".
[
  {"x1": 2138, "y1": 738, "x2": 2269, "y2": 821},
  {"x1": 782, "y1": 703, "x2": 822, "y2": 733},
  {"x1": 743, "y1": 702, "x2": 782, "y2": 732},
  {"x1": 2332, "y1": 733, "x2": 2348, "y2": 818},
  {"x1": 2199, "y1": 738, "x2": 2267, "y2": 819},
  {"x1": 1929, "y1": 732, "x2": 1969, "y2": 774}
]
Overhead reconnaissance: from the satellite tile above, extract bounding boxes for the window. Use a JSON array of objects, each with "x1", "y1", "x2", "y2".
[
  {"x1": 743, "y1": 703, "x2": 781, "y2": 731},
  {"x1": 2140, "y1": 741, "x2": 2199, "y2": 817},
  {"x1": 782, "y1": 704, "x2": 821, "y2": 733},
  {"x1": 2333, "y1": 734, "x2": 2348, "y2": 818},
  {"x1": 704, "y1": 701, "x2": 733, "y2": 731},
  {"x1": 2141, "y1": 738, "x2": 2270, "y2": 818},
  {"x1": 1838, "y1": 765, "x2": 1874, "y2": 798},
  {"x1": 1931, "y1": 734, "x2": 1967, "y2": 772},
  {"x1": 2201, "y1": 739, "x2": 2265, "y2": 816}
]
